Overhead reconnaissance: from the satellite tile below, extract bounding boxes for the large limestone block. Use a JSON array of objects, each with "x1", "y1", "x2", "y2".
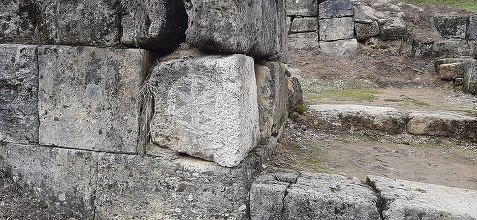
[
  {"x1": 0, "y1": 44, "x2": 38, "y2": 144},
  {"x1": 290, "y1": 17, "x2": 319, "y2": 33},
  {"x1": 38, "y1": 46, "x2": 150, "y2": 153},
  {"x1": 255, "y1": 62, "x2": 289, "y2": 140},
  {"x1": 432, "y1": 39, "x2": 476, "y2": 57},
  {"x1": 319, "y1": 39, "x2": 358, "y2": 56},
  {"x1": 148, "y1": 55, "x2": 260, "y2": 167},
  {"x1": 319, "y1": 0, "x2": 353, "y2": 19},
  {"x1": 0, "y1": 0, "x2": 120, "y2": 46},
  {"x1": 319, "y1": 17, "x2": 354, "y2": 41},
  {"x1": 407, "y1": 111, "x2": 477, "y2": 141},
  {"x1": 463, "y1": 59, "x2": 477, "y2": 94},
  {"x1": 367, "y1": 176, "x2": 477, "y2": 219},
  {"x1": 438, "y1": 62, "x2": 466, "y2": 80},
  {"x1": 283, "y1": 172, "x2": 380, "y2": 219},
  {"x1": 468, "y1": 16, "x2": 477, "y2": 40},
  {"x1": 309, "y1": 104, "x2": 405, "y2": 134},
  {"x1": 355, "y1": 21, "x2": 380, "y2": 41},
  {"x1": 0, "y1": 143, "x2": 97, "y2": 219},
  {"x1": 433, "y1": 15, "x2": 468, "y2": 39},
  {"x1": 95, "y1": 143, "x2": 273, "y2": 220},
  {"x1": 288, "y1": 32, "x2": 320, "y2": 50},
  {"x1": 120, "y1": 0, "x2": 188, "y2": 50},
  {"x1": 380, "y1": 16, "x2": 407, "y2": 40},
  {"x1": 184, "y1": 0, "x2": 286, "y2": 58},
  {"x1": 286, "y1": 0, "x2": 319, "y2": 16}
]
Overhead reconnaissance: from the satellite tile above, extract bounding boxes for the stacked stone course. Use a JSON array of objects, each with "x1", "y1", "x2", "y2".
[{"x1": 0, "y1": 0, "x2": 303, "y2": 219}]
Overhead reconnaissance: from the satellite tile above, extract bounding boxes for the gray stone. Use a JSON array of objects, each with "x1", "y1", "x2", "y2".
[
  {"x1": 0, "y1": 0, "x2": 120, "y2": 46},
  {"x1": 468, "y1": 16, "x2": 477, "y2": 40},
  {"x1": 309, "y1": 104, "x2": 405, "y2": 134},
  {"x1": 438, "y1": 62, "x2": 466, "y2": 80},
  {"x1": 0, "y1": 44, "x2": 38, "y2": 144},
  {"x1": 290, "y1": 17, "x2": 318, "y2": 33},
  {"x1": 148, "y1": 54, "x2": 260, "y2": 167},
  {"x1": 0, "y1": 143, "x2": 97, "y2": 219},
  {"x1": 255, "y1": 62, "x2": 289, "y2": 140},
  {"x1": 355, "y1": 21, "x2": 380, "y2": 41},
  {"x1": 432, "y1": 39, "x2": 476, "y2": 57},
  {"x1": 288, "y1": 32, "x2": 320, "y2": 50},
  {"x1": 407, "y1": 110, "x2": 477, "y2": 141},
  {"x1": 319, "y1": 39, "x2": 358, "y2": 56},
  {"x1": 319, "y1": 0, "x2": 353, "y2": 19},
  {"x1": 250, "y1": 172, "x2": 290, "y2": 220},
  {"x1": 464, "y1": 59, "x2": 477, "y2": 94},
  {"x1": 434, "y1": 57, "x2": 470, "y2": 71},
  {"x1": 353, "y1": 3, "x2": 384, "y2": 23},
  {"x1": 95, "y1": 142, "x2": 274, "y2": 220},
  {"x1": 380, "y1": 16, "x2": 407, "y2": 40},
  {"x1": 287, "y1": 77, "x2": 304, "y2": 112},
  {"x1": 286, "y1": 0, "x2": 319, "y2": 17},
  {"x1": 283, "y1": 172, "x2": 380, "y2": 219},
  {"x1": 120, "y1": 0, "x2": 188, "y2": 50},
  {"x1": 38, "y1": 46, "x2": 150, "y2": 153},
  {"x1": 319, "y1": 17, "x2": 354, "y2": 41},
  {"x1": 434, "y1": 15, "x2": 468, "y2": 39},
  {"x1": 367, "y1": 175, "x2": 477, "y2": 220},
  {"x1": 184, "y1": 0, "x2": 286, "y2": 58}
]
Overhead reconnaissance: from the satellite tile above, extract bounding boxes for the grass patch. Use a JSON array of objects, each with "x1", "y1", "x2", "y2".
[
  {"x1": 305, "y1": 88, "x2": 381, "y2": 103},
  {"x1": 402, "y1": 0, "x2": 477, "y2": 12},
  {"x1": 286, "y1": 142, "x2": 330, "y2": 173},
  {"x1": 403, "y1": 98, "x2": 431, "y2": 107}
]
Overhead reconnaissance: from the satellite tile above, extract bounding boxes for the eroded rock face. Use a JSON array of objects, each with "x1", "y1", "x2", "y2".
[
  {"x1": 319, "y1": 0, "x2": 353, "y2": 19},
  {"x1": 468, "y1": 16, "x2": 477, "y2": 40},
  {"x1": 434, "y1": 15, "x2": 468, "y2": 39},
  {"x1": 319, "y1": 17, "x2": 354, "y2": 41},
  {"x1": 120, "y1": 0, "x2": 188, "y2": 50},
  {"x1": 0, "y1": 44, "x2": 38, "y2": 144},
  {"x1": 38, "y1": 45, "x2": 150, "y2": 153},
  {"x1": 184, "y1": 0, "x2": 287, "y2": 58},
  {"x1": 286, "y1": 0, "x2": 319, "y2": 17},
  {"x1": 148, "y1": 54, "x2": 260, "y2": 167}
]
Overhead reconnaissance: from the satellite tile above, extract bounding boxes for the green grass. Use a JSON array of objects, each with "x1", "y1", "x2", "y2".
[
  {"x1": 305, "y1": 88, "x2": 381, "y2": 103},
  {"x1": 402, "y1": 0, "x2": 477, "y2": 12}
]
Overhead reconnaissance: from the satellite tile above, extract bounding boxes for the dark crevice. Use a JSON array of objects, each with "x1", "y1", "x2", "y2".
[{"x1": 366, "y1": 177, "x2": 387, "y2": 220}]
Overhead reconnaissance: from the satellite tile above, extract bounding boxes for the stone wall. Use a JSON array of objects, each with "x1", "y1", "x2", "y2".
[{"x1": 0, "y1": 0, "x2": 301, "y2": 219}]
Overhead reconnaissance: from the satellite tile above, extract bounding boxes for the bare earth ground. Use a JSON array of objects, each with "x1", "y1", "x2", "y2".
[{"x1": 272, "y1": 2, "x2": 477, "y2": 190}]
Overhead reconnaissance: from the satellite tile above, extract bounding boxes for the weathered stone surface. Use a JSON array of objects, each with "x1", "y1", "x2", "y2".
[
  {"x1": 355, "y1": 21, "x2": 380, "y2": 41},
  {"x1": 367, "y1": 175, "x2": 477, "y2": 220},
  {"x1": 288, "y1": 32, "x2": 320, "y2": 50},
  {"x1": 283, "y1": 172, "x2": 380, "y2": 219},
  {"x1": 120, "y1": 0, "x2": 188, "y2": 50},
  {"x1": 438, "y1": 62, "x2": 466, "y2": 80},
  {"x1": 468, "y1": 16, "x2": 477, "y2": 40},
  {"x1": 319, "y1": 39, "x2": 358, "y2": 56},
  {"x1": 95, "y1": 142, "x2": 275, "y2": 220},
  {"x1": 148, "y1": 54, "x2": 260, "y2": 167},
  {"x1": 290, "y1": 17, "x2": 318, "y2": 33},
  {"x1": 287, "y1": 77, "x2": 304, "y2": 112},
  {"x1": 319, "y1": 17, "x2": 354, "y2": 41},
  {"x1": 250, "y1": 171, "x2": 291, "y2": 220},
  {"x1": 38, "y1": 46, "x2": 149, "y2": 153},
  {"x1": 0, "y1": 143, "x2": 97, "y2": 219},
  {"x1": 0, "y1": 0, "x2": 120, "y2": 46},
  {"x1": 380, "y1": 16, "x2": 407, "y2": 40},
  {"x1": 184, "y1": 0, "x2": 286, "y2": 58},
  {"x1": 0, "y1": 44, "x2": 38, "y2": 144},
  {"x1": 319, "y1": 0, "x2": 353, "y2": 19},
  {"x1": 255, "y1": 62, "x2": 289, "y2": 139},
  {"x1": 434, "y1": 15, "x2": 468, "y2": 39},
  {"x1": 286, "y1": 0, "x2": 319, "y2": 17},
  {"x1": 432, "y1": 39, "x2": 476, "y2": 57},
  {"x1": 407, "y1": 111, "x2": 477, "y2": 141},
  {"x1": 353, "y1": 3, "x2": 383, "y2": 23},
  {"x1": 464, "y1": 59, "x2": 477, "y2": 94},
  {"x1": 434, "y1": 57, "x2": 469, "y2": 71},
  {"x1": 309, "y1": 104, "x2": 405, "y2": 134}
]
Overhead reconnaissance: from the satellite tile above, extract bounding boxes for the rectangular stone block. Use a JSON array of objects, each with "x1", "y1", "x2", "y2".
[
  {"x1": 319, "y1": 0, "x2": 353, "y2": 19},
  {"x1": 286, "y1": 0, "x2": 319, "y2": 16},
  {"x1": 468, "y1": 16, "x2": 477, "y2": 40},
  {"x1": 0, "y1": 0, "x2": 120, "y2": 46},
  {"x1": 290, "y1": 17, "x2": 319, "y2": 33},
  {"x1": 0, "y1": 44, "x2": 38, "y2": 144},
  {"x1": 38, "y1": 45, "x2": 150, "y2": 153},
  {"x1": 148, "y1": 54, "x2": 260, "y2": 167},
  {"x1": 438, "y1": 62, "x2": 466, "y2": 80},
  {"x1": 464, "y1": 59, "x2": 477, "y2": 94},
  {"x1": 0, "y1": 143, "x2": 97, "y2": 219},
  {"x1": 434, "y1": 15, "x2": 468, "y2": 39},
  {"x1": 319, "y1": 39, "x2": 358, "y2": 56},
  {"x1": 380, "y1": 16, "x2": 407, "y2": 41},
  {"x1": 432, "y1": 39, "x2": 476, "y2": 57},
  {"x1": 355, "y1": 21, "x2": 380, "y2": 41},
  {"x1": 319, "y1": 17, "x2": 354, "y2": 41},
  {"x1": 255, "y1": 62, "x2": 289, "y2": 140},
  {"x1": 185, "y1": 0, "x2": 287, "y2": 58},
  {"x1": 95, "y1": 143, "x2": 273, "y2": 219},
  {"x1": 120, "y1": 0, "x2": 187, "y2": 50}
]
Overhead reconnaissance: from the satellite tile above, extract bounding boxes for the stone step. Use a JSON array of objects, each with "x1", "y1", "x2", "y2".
[
  {"x1": 367, "y1": 176, "x2": 477, "y2": 220},
  {"x1": 308, "y1": 104, "x2": 477, "y2": 141},
  {"x1": 308, "y1": 104, "x2": 406, "y2": 134}
]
